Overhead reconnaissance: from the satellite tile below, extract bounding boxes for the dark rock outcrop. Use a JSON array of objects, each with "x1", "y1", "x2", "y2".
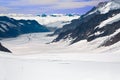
[
  {"x1": 51, "y1": 19, "x2": 81, "y2": 36},
  {"x1": 101, "y1": 32, "x2": 120, "y2": 46},
  {"x1": 0, "y1": 43, "x2": 11, "y2": 53}
]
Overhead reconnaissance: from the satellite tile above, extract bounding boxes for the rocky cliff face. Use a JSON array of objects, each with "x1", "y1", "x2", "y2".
[{"x1": 53, "y1": 0, "x2": 120, "y2": 46}]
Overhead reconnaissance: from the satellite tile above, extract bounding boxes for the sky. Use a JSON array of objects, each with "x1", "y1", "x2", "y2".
[{"x1": 0, "y1": 0, "x2": 109, "y2": 15}]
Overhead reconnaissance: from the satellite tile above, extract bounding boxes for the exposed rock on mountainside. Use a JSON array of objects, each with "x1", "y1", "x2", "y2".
[
  {"x1": 53, "y1": 0, "x2": 120, "y2": 46},
  {"x1": 0, "y1": 43, "x2": 11, "y2": 53}
]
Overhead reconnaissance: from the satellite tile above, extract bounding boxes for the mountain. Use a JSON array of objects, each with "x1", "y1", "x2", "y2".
[
  {"x1": 0, "y1": 14, "x2": 80, "y2": 32},
  {"x1": 0, "y1": 16, "x2": 49, "y2": 38},
  {"x1": 0, "y1": 14, "x2": 80, "y2": 25},
  {"x1": 49, "y1": 18, "x2": 81, "y2": 36},
  {"x1": 53, "y1": 0, "x2": 120, "y2": 47},
  {"x1": 45, "y1": 21, "x2": 71, "y2": 32}
]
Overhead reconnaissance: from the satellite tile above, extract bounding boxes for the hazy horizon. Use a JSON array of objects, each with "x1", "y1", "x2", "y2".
[{"x1": 0, "y1": 0, "x2": 109, "y2": 15}]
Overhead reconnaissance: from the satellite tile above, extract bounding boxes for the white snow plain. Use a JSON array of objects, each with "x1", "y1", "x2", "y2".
[{"x1": 0, "y1": 32, "x2": 120, "y2": 80}]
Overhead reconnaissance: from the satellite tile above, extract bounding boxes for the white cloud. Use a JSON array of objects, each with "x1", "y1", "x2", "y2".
[
  {"x1": 0, "y1": 0, "x2": 109, "y2": 14},
  {"x1": 26, "y1": 0, "x2": 58, "y2": 5},
  {"x1": 9, "y1": 0, "x2": 58, "y2": 6},
  {"x1": 51, "y1": 0, "x2": 109, "y2": 9},
  {"x1": 52, "y1": 1, "x2": 98, "y2": 9},
  {"x1": 9, "y1": 0, "x2": 108, "y2": 8}
]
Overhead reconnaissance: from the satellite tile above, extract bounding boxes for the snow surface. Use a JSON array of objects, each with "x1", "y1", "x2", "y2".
[
  {"x1": 1, "y1": 32, "x2": 120, "y2": 80},
  {"x1": 87, "y1": 0, "x2": 120, "y2": 15},
  {"x1": 98, "y1": 1, "x2": 120, "y2": 14},
  {"x1": 1, "y1": 32, "x2": 120, "y2": 60},
  {"x1": 1, "y1": 53, "x2": 120, "y2": 80}
]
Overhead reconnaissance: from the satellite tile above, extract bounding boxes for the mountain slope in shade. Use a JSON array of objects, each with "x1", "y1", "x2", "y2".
[
  {"x1": 1, "y1": 14, "x2": 80, "y2": 32},
  {"x1": 53, "y1": 0, "x2": 120, "y2": 47},
  {"x1": 0, "y1": 16, "x2": 49, "y2": 38},
  {"x1": 49, "y1": 18, "x2": 81, "y2": 36}
]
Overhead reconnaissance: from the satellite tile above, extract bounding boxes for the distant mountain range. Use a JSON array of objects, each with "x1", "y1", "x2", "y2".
[
  {"x1": 0, "y1": 14, "x2": 80, "y2": 32},
  {"x1": 0, "y1": 16, "x2": 49, "y2": 38},
  {"x1": 0, "y1": 14, "x2": 79, "y2": 53},
  {"x1": 53, "y1": 0, "x2": 120, "y2": 47},
  {"x1": 0, "y1": 13, "x2": 80, "y2": 17},
  {"x1": 1, "y1": 0, "x2": 120, "y2": 53}
]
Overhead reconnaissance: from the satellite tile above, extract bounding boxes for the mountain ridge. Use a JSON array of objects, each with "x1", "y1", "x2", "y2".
[
  {"x1": 53, "y1": 0, "x2": 120, "y2": 47},
  {"x1": 0, "y1": 16, "x2": 49, "y2": 38}
]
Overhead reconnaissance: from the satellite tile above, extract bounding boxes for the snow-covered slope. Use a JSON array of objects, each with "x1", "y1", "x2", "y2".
[
  {"x1": 96, "y1": 13, "x2": 120, "y2": 28},
  {"x1": 0, "y1": 32, "x2": 120, "y2": 80},
  {"x1": 0, "y1": 32, "x2": 120, "y2": 55},
  {"x1": 87, "y1": 0, "x2": 120, "y2": 15},
  {"x1": 53, "y1": 0, "x2": 120, "y2": 47}
]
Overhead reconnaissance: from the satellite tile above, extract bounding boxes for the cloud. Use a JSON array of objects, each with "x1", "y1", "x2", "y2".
[
  {"x1": 25, "y1": 0, "x2": 58, "y2": 5},
  {"x1": 52, "y1": 1, "x2": 104, "y2": 9},
  {"x1": 9, "y1": 0, "x2": 58, "y2": 6},
  {"x1": 0, "y1": 0, "x2": 109, "y2": 14},
  {"x1": 9, "y1": 0, "x2": 109, "y2": 9}
]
